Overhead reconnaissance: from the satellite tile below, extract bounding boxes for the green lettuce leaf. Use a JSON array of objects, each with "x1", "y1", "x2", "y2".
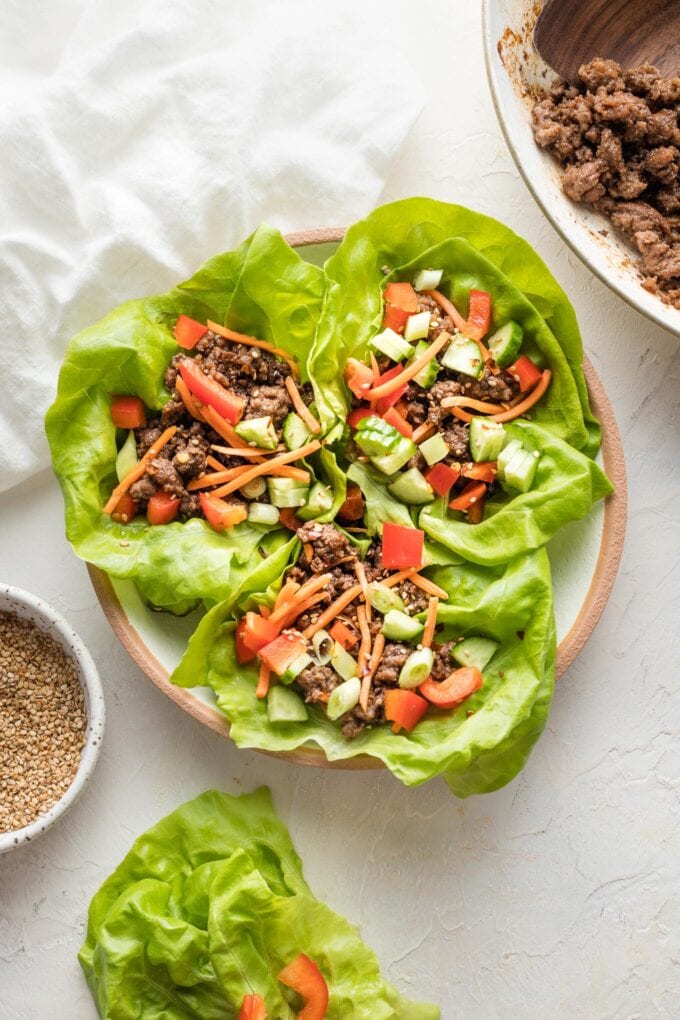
[
  {"x1": 45, "y1": 225, "x2": 328, "y2": 614},
  {"x1": 79, "y1": 788, "x2": 439, "y2": 1018},
  {"x1": 171, "y1": 550, "x2": 555, "y2": 795},
  {"x1": 310, "y1": 197, "x2": 600, "y2": 456}
]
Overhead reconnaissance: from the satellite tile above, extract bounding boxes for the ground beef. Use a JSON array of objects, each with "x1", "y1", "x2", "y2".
[
  {"x1": 373, "y1": 642, "x2": 411, "y2": 686},
  {"x1": 532, "y1": 58, "x2": 680, "y2": 308},
  {"x1": 245, "y1": 384, "x2": 291, "y2": 425},
  {"x1": 441, "y1": 423, "x2": 470, "y2": 462},
  {"x1": 295, "y1": 522, "x2": 356, "y2": 573},
  {"x1": 399, "y1": 579, "x2": 429, "y2": 614},
  {"x1": 431, "y1": 641, "x2": 456, "y2": 683},
  {"x1": 295, "y1": 664, "x2": 337, "y2": 705}
]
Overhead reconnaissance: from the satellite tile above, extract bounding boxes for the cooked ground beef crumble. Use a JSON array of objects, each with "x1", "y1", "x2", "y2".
[
  {"x1": 287, "y1": 522, "x2": 456, "y2": 740},
  {"x1": 127, "y1": 330, "x2": 312, "y2": 520},
  {"x1": 532, "y1": 58, "x2": 680, "y2": 308}
]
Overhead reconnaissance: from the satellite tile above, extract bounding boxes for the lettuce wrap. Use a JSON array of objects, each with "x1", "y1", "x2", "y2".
[
  {"x1": 310, "y1": 196, "x2": 601, "y2": 456},
  {"x1": 171, "y1": 539, "x2": 556, "y2": 796},
  {"x1": 46, "y1": 225, "x2": 341, "y2": 614},
  {"x1": 79, "y1": 787, "x2": 440, "y2": 1018}
]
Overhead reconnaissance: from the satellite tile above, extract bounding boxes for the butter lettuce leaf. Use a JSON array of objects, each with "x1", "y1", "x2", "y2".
[{"x1": 79, "y1": 788, "x2": 439, "y2": 1018}]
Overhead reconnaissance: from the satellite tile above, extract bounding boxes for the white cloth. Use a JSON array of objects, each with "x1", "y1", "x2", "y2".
[{"x1": 0, "y1": 0, "x2": 423, "y2": 492}]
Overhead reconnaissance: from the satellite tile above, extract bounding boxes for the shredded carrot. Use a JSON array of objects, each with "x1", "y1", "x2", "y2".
[
  {"x1": 260, "y1": 606, "x2": 271, "y2": 619},
  {"x1": 360, "y1": 631, "x2": 385, "y2": 712},
  {"x1": 203, "y1": 405, "x2": 263, "y2": 453},
  {"x1": 421, "y1": 597, "x2": 439, "y2": 649},
  {"x1": 284, "y1": 376, "x2": 321, "y2": 434},
  {"x1": 270, "y1": 573, "x2": 332, "y2": 623},
  {"x1": 208, "y1": 441, "x2": 321, "y2": 499},
  {"x1": 412, "y1": 422, "x2": 435, "y2": 444},
  {"x1": 256, "y1": 662, "x2": 271, "y2": 700},
  {"x1": 209, "y1": 444, "x2": 286, "y2": 458},
  {"x1": 206, "y1": 454, "x2": 225, "y2": 472},
  {"x1": 187, "y1": 466, "x2": 252, "y2": 491},
  {"x1": 357, "y1": 604, "x2": 371, "y2": 673},
  {"x1": 206, "y1": 320, "x2": 300, "y2": 378},
  {"x1": 362, "y1": 331, "x2": 451, "y2": 401},
  {"x1": 354, "y1": 560, "x2": 370, "y2": 620},
  {"x1": 450, "y1": 370, "x2": 552, "y2": 424},
  {"x1": 274, "y1": 579, "x2": 301, "y2": 611},
  {"x1": 369, "y1": 351, "x2": 380, "y2": 382},
  {"x1": 103, "y1": 426, "x2": 177, "y2": 513},
  {"x1": 302, "y1": 584, "x2": 362, "y2": 638},
  {"x1": 303, "y1": 542, "x2": 314, "y2": 563},
  {"x1": 382, "y1": 568, "x2": 419, "y2": 589},
  {"x1": 408, "y1": 574, "x2": 449, "y2": 600},
  {"x1": 440, "y1": 396, "x2": 506, "y2": 413},
  {"x1": 276, "y1": 592, "x2": 328, "y2": 631},
  {"x1": 426, "y1": 289, "x2": 497, "y2": 371},
  {"x1": 329, "y1": 619, "x2": 358, "y2": 650},
  {"x1": 175, "y1": 377, "x2": 206, "y2": 421}
]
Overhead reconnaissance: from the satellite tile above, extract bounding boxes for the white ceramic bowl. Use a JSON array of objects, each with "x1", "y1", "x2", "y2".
[
  {"x1": 0, "y1": 585, "x2": 105, "y2": 853},
  {"x1": 482, "y1": 0, "x2": 680, "y2": 338}
]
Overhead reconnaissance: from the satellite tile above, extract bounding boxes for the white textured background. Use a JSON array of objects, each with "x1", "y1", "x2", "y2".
[{"x1": 1, "y1": 3, "x2": 679, "y2": 1018}]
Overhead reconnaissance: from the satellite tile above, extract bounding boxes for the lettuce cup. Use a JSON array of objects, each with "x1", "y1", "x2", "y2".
[{"x1": 46, "y1": 225, "x2": 344, "y2": 615}]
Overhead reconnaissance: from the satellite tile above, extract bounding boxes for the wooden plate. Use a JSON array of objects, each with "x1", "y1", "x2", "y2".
[{"x1": 88, "y1": 228, "x2": 627, "y2": 769}]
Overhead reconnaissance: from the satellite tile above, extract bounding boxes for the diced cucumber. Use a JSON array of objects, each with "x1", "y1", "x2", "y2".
[
  {"x1": 247, "y1": 503, "x2": 280, "y2": 526},
  {"x1": 371, "y1": 328, "x2": 413, "y2": 362},
  {"x1": 441, "y1": 336, "x2": 483, "y2": 379},
  {"x1": 404, "y1": 311, "x2": 431, "y2": 342},
  {"x1": 355, "y1": 418, "x2": 417, "y2": 475},
  {"x1": 282, "y1": 412, "x2": 312, "y2": 451},
  {"x1": 418, "y1": 433, "x2": 449, "y2": 466},
  {"x1": 280, "y1": 651, "x2": 313, "y2": 685},
  {"x1": 411, "y1": 340, "x2": 440, "y2": 389},
  {"x1": 413, "y1": 268, "x2": 443, "y2": 292},
  {"x1": 266, "y1": 477, "x2": 310, "y2": 508},
  {"x1": 297, "y1": 482, "x2": 333, "y2": 521},
  {"x1": 327, "y1": 677, "x2": 361, "y2": 720},
  {"x1": 382, "y1": 609, "x2": 424, "y2": 642},
  {"x1": 488, "y1": 321, "x2": 523, "y2": 367},
  {"x1": 366, "y1": 582, "x2": 405, "y2": 615},
  {"x1": 234, "y1": 416, "x2": 278, "y2": 450},
  {"x1": 502, "y1": 448, "x2": 540, "y2": 493},
  {"x1": 330, "y1": 642, "x2": 359, "y2": 681},
  {"x1": 469, "y1": 418, "x2": 506, "y2": 463},
  {"x1": 241, "y1": 476, "x2": 267, "y2": 499},
  {"x1": 115, "y1": 432, "x2": 138, "y2": 482},
  {"x1": 497, "y1": 439, "x2": 523, "y2": 479},
  {"x1": 398, "y1": 648, "x2": 434, "y2": 689},
  {"x1": 267, "y1": 685, "x2": 309, "y2": 723},
  {"x1": 452, "y1": 636, "x2": 499, "y2": 671},
  {"x1": 388, "y1": 468, "x2": 435, "y2": 505},
  {"x1": 310, "y1": 629, "x2": 333, "y2": 665}
]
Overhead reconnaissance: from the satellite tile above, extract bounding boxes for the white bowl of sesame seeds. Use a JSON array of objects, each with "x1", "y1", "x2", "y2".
[{"x1": 0, "y1": 584, "x2": 105, "y2": 854}]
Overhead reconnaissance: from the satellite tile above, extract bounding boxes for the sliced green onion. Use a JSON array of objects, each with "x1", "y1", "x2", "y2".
[
  {"x1": 241, "y1": 476, "x2": 267, "y2": 499},
  {"x1": 280, "y1": 651, "x2": 313, "y2": 685},
  {"x1": 115, "y1": 431, "x2": 138, "y2": 483},
  {"x1": 247, "y1": 503, "x2": 280, "y2": 526},
  {"x1": 327, "y1": 677, "x2": 361, "y2": 720},
  {"x1": 330, "y1": 642, "x2": 359, "y2": 681},
  {"x1": 311, "y1": 629, "x2": 333, "y2": 665},
  {"x1": 398, "y1": 648, "x2": 434, "y2": 689},
  {"x1": 366, "y1": 582, "x2": 405, "y2": 615},
  {"x1": 413, "y1": 268, "x2": 443, "y2": 292}
]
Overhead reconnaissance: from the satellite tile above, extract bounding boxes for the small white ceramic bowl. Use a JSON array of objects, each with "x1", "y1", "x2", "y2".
[{"x1": 0, "y1": 584, "x2": 105, "y2": 854}]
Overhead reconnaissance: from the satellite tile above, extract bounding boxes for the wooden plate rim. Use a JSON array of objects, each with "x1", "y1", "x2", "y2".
[{"x1": 88, "y1": 226, "x2": 627, "y2": 770}]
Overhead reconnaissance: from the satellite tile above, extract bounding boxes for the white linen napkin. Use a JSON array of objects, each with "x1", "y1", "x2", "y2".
[{"x1": 0, "y1": 0, "x2": 423, "y2": 493}]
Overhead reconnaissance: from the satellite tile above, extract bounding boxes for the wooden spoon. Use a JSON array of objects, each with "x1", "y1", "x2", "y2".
[{"x1": 534, "y1": 0, "x2": 680, "y2": 83}]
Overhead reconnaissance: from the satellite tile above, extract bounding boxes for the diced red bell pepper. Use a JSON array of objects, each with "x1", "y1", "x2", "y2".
[
  {"x1": 259, "y1": 632, "x2": 308, "y2": 676},
  {"x1": 146, "y1": 490, "x2": 180, "y2": 525},
  {"x1": 329, "y1": 619, "x2": 358, "y2": 651},
  {"x1": 344, "y1": 358, "x2": 374, "y2": 399},
  {"x1": 278, "y1": 508, "x2": 304, "y2": 531},
  {"x1": 463, "y1": 290, "x2": 491, "y2": 341},
  {"x1": 278, "y1": 954, "x2": 329, "y2": 1020},
  {"x1": 110, "y1": 493, "x2": 137, "y2": 524},
  {"x1": 461, "y1": 461, "x2": 497, "y2": 483},
  {"x1": 425, "y1": 463, "x2": 461, "y2": 497},
  {"x1": 449, "y1": 481, "x2": 486, "y2": 513},
  {"x1": 419, "y1": 666, "x2": 483, "y2": 709},
  {"x1": 382, "y1": 406, "x2": 413, "y2": 438},
  {"x1": 382, "y1": 302, "x2": 411, "y2": 333},
  {"x1": 173, "y1": 315, "x2": 207, "y2": 350},
  {"x1": 381, "y1": 522, "x2": 424, "y2": 569},
  {"x1": 373, "y1": 365, "x2": 409, "y2": 414},
  {"x1": 507, "y1": 354, "x2": 543, "y2": 393},
  {"x1": 347, "y1": 406, "x2": 375, "y2": 430},
  {"x1": 110, "y1": 395, "x2": 146, "y2": 430},
  {"x1": 235, "y1": 619, "x2": 258, "y2": 664},
  {"x1": 338, "y1": 484, "x2": 365, "y2": 521},
  {"x1": 467, "y1": 495, "x2": 486, "y2": 524},
  {"x1": 178, "y1": 358, "x2": 244, "y2": 424},
  {"x1": 240, "y1": 611, "x2": 281, "y2": 653},
  {"x1": 382, "y1": 282, "x2": 420, "y2": 337},
  {"x1": 238, "y1": 993, "x2": 267, "y2": 1020},
  {"x1": 384, "y1": 689, "x2": 429, "y2": 733},
  {"x1": 199, "y1": 492, "x2": 248, "y2": 531}
]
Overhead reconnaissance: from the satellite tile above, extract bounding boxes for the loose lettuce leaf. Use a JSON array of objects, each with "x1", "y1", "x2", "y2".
[
  {"x1": 310, "y1": 197, "x2": 600, "y2": 456},
  {"x1": 45, "y1": 225, "x2": 328, "y2": 613},
  {"x1": 172, "y1": 550, "x2": 555, "y2": 795},
  {"x1": 79, "y1": 788, "x2": 439, "y2": 1018}
]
